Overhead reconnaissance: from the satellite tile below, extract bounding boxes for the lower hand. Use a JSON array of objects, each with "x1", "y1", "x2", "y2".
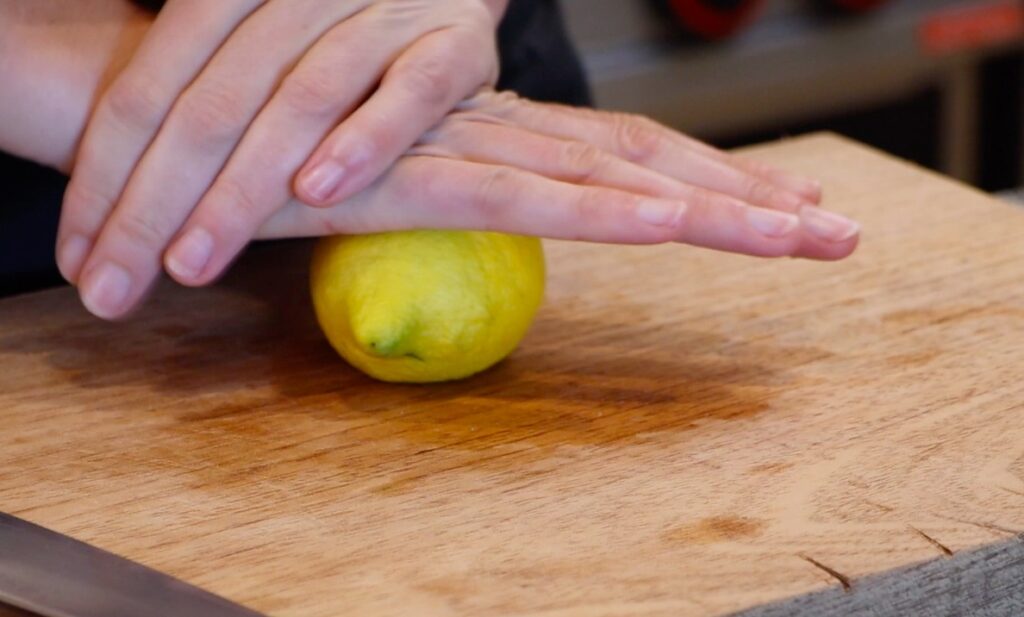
[{"x1": 260, "y1": 91, "x2": 860, "y2": 260}]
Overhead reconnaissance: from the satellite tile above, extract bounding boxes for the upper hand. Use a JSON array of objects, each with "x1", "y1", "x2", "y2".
[{"x1": 57, "y1": 0, "x2": 505, "y2": 319}]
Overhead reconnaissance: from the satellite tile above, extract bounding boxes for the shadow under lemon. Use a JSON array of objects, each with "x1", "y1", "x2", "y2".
[{"x1": 0, "y1": 239, "x2": 825, "y2": 469}]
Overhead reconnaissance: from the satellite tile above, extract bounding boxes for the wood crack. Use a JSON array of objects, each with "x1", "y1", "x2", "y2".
[
  {"x1": 908, "y1": 525, "x2": 953, "y2": 557},
  {"x1": 861, "y1": 498, "x2": 894, "y2": 513},
  {"x1": 798, "y1": 554, "x2": 852, "y2": 592},
  {"x1": 937, "y1": 514, "x2": 1021, "y2": 537},
  {"x1": 963, "y1": 520, "x2": 1021, "y2": 537},
  {"x1": 997, "y1": 485, "x2": 1024, "y2": 499}
]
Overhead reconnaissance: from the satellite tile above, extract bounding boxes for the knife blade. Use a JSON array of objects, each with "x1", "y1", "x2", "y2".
[
  {"x1": 0, "y1": 602, "x2": 36, "y2": 617},
  {"x1": 0, "y1": 512, "x2": 267, "y2": 617}
]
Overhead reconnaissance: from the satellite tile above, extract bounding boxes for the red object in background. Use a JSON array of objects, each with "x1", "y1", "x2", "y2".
[
  {"x1": 822, "y1": 0, "x2": 892, "y2": 13},
  {"x1": 664, "y1": 0, "x2": 767, "y2": 41},
  {"x1": 920, "y1": 1, "x2": 1024, "y2": 55}
]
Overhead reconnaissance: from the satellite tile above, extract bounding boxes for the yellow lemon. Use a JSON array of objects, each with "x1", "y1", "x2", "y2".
[{"x1": 310, "y1": 230, "x2": 545, "y2": 383}]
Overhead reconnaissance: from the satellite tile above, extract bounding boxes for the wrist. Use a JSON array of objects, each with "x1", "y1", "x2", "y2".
[
  {"x1": 0, "y1": 2, "x2": 151, "y2": 172},
  {"x1": 483, "y1": 0, "x2": 511, "y2": 24}
]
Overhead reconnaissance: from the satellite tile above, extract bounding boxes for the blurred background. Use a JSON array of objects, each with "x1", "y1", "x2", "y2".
[{"x1": 560, "y1": 0, "x2": 1024, "y2": 195}]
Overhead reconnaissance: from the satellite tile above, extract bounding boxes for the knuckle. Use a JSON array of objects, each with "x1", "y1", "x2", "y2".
[
  {"x1": 613, "y1": 114, "x2": 663, "y2": 164},
  {"x1": 392, "y1": 158, "x2": 431, "y2": 205},
  {"x1": 62, "y1": 180, "x2": 112, "y2": 219},
  {"x1": 319, "y1": 215, "x2": 349, "y2": 236},
  {"x1": 209, "y1": 175, "x2": 263, "y2": 225},
  {"x1": 315, "y1": 208, "x2": 357, "y2": 236},
  {"x1": 472, "y1": 167, "x2": 521, "y2": 222},
  {"x1": 478, "y1": 90, "x2": 520, "y2": 116},
  {"x1": 457, "y1": 0, "x2": 495, "y2": 28},
  {"x1": 558, "y1": 142, "x2": 607, "y2": 184},
  {"x1": 397, "y1": 53, "x2": 455, "y2": 107},
  {"x1": 688, "y1": 187, "x2": 728, "y2": 214},
  {"x1": 738, "y1": 158, "x2": 789, "y2": 188},
  {"x1": 176, "y1": 85, "x2": 247, "y2": 145},
  {"x1": 113, "y1": 212, "x2": 166, "y2": 250},
  {"x1": 280, "y1": 67, "x2": 340, "y2": 116},
  {"x1": 371, "y1": 0, "x2": 426, "y2": 23},
  {"x1": 354, "y1": 129, "x2": 388, "y2": 162},
  {"x1": 423, "y1": 115, "x2": 460, "y2": 142},
  {"x1": 456, "y1": 25, "x2": 499, "y2": 80},
  {"x1": 742, "y1": 176, "x2": 783, "y2": 208},
  {"x1": 581, "y1": 188, "x2": 632, "y2": 224},
  {"x1": 572, "y1": 187, "x2": 611, "y2": 224},
  {"x1": 417, "y1": 118, "x2": 467, "y2": 153},
  {"x1": 570, "y1": 189, "x2": 645, "y2": 243},
  {"x1": 104, "y1": 74, "x2": 167, "y2": 129},
  {"x1": 740, "y1": 158, "x2": 773, "y2": 177}
]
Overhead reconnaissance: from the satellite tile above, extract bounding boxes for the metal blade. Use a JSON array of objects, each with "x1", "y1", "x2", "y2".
[{"x1": 0, "y1": 513, "x2": 267, "y2": 617}]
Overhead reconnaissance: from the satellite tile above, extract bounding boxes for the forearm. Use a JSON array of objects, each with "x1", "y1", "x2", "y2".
[{"x1": 0, "y1": 0, "x2": 150, "y2": 172}]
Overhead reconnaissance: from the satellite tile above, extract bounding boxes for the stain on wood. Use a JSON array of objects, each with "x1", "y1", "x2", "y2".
[{"x1": 667, "y1": 517, "x2": 766, "y2": 544}]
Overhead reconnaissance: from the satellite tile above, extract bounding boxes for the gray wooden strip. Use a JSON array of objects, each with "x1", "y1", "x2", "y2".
[
  {"x1": 733, "y1": 536, "x2": 1024, "y2": 617},
  {"x1": 998, "y1": 189, "x2": 1024, "y2": 206}
]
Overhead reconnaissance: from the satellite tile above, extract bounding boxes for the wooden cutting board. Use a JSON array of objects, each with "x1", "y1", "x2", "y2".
[{"x1": 2, "y1": 133, "x2": 1024, "y2": 617}]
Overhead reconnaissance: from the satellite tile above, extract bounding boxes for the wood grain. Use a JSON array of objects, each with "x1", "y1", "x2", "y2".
[{"x1": 2, "y1": 134, "x2": 1024, "y2": 616}]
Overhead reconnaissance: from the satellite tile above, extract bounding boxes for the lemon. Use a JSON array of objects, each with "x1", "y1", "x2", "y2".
[{"x1": 310, "y1": 230, "x2": 545, "y2": 383}]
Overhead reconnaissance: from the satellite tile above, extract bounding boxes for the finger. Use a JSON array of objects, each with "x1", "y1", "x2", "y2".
[
  {"x1": 463, "y1": 94, "x2": 824, "y2": 211},
  {"x1": 57, "y1": 0, "x2": 264, "y2": 284},
  {"x1": 792, "y1": 206, "x2": 862, "y2": 260},
  {"x1": 294, "y1": 23, "x2": 497, "y2": 208},
  {"x1": 160, "y1": 11, "x2": 414, "y2": 286},
  {"x1": 708, "y1": 142, "x2": 823, "y2": 204},
  {"x1": 415, "y1": 116, "x2": 859, "y2": 259},
  {"x1": 164, "y1": 11, "x2": 495, "y2": 286},
  {"x1": 260, "y1": 156, "x2": 857, "y2": 260},
  {"x1": 75, "y1": 0, "x2": 374, "y2": 319},
  {"x1": 632, "y1": 122, "x2": 824, "y2": 204},
  {"x1": 416, "y1": 115, "x2": 702, "y2": 199},
  {"x1": 269, "y1": 156, "x2": 691, "y2": 243},
  {"x1": 575, "y1": 100, "x2": 824, "y2": 203}
]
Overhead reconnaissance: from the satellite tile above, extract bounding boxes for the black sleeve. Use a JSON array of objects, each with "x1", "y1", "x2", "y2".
[
  {"x1": 131, "y1": 0, "x2": 165, "y2": 11},
  {"x1": 496, "y1": 0, "x2": 592, "y2": 106},
  {"x1": 0, "y1": 153, "x2": 67, "y2": 296}
]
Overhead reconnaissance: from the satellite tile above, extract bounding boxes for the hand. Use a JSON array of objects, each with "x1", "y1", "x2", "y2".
[
  {"x1": 259, "y1": 91, "x2": 860, "y2": 260},
  {"x1": 0, "y1": 7, "x2": 857, "y2": 319},
  {"x1": 57, "y1": 0, "x2": 506, "y2": 319}
]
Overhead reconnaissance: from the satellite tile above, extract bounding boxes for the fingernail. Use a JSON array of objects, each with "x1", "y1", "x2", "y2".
[
  {"x1": 801, "y1": 206, "x2": 860, "y2": 242},
  {"x1": 80, "y1": 262, "x2": 132, "y2": 320},
  {"x1": 166, "y1": 227, "x2": 214, "y2": 281},
  {"x1": 636, "y1": 199, "x2": 687, "y2": 227},
  {"x1": 746, "y1": 208, "x2": 800, "y2": 238},
  {"x1": 57, "y1": 234, "x2": 91, "y2": 282},
  {"x1": 301, "y1": 160, "x2": 346, "y2": 202}
]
